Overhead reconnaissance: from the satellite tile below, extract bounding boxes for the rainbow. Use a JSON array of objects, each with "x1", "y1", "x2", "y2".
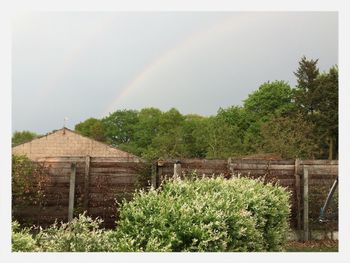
[
  {"x1": 29, "y1": 13, "x2": 259, "y2": 116},
  {"x1": 103, "y1": 13, "x2": 254, "y2": 116}
]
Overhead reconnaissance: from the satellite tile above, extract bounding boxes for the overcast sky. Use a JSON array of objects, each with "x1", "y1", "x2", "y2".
[{"x1": 12, "y1": 12, "x2": 338, "y2": 134}]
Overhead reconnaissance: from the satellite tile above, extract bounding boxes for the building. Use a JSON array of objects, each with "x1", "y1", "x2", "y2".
[{"x1": 12, "y1": 127, "x2": 139, "y2": 161}]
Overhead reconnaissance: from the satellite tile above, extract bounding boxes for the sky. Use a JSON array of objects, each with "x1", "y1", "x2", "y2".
[{"x1": 12, "y1": 11, "x2": 338, "y2": 134}]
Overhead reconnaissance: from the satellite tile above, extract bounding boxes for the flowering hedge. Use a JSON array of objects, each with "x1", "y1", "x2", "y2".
[
  {"x1": 34, "y1": 213, "x2": 113, "y2": 252},
  {"x1": 112, "y1": 176, "x2": 291, "y2": 252},
  {"x1": 12, "y1": 214, "x2": 113, "y2": 252},
  {"x1": 12, "y1": 221, "x2": 37, "y2": 252}
]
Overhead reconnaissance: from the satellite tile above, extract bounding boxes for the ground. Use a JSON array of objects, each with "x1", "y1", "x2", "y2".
[{"x1": 285, "y1": 240, "x2": 338, "y2": 252}]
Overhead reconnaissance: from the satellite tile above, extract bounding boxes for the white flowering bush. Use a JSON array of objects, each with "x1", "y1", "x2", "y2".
[
  {"x1": 12, "y1": 221, "x2": 38, "y2": 252},
  {"x1": 34, "y1": 213, "x2": 112, "y2": 252},
  {"x1": 112, "y1": 176, "x2": 291, "y2": 252}
]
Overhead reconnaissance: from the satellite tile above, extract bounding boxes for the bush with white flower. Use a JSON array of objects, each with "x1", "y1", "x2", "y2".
[{"x1": 112, "y1": 176, "x2": 291, "y2": 252}]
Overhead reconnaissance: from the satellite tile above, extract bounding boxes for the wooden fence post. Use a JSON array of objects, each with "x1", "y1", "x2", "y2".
[
  {"x1": 227, "y1": 157, "x2": 233, "y2": 174},
  {"x1": 68, "y1": 162, "x2": 76, "y2": 222},
  {"x1": 174, "y1": 161, "x2": 181, "y2": 179},
  {"x1": 294, "y1": 159, "x2": 301, "y2": 240},
  {"x1": 84, "y1": 156, "x2": 90, "y2": 212},
  {"x1": 303, "y1": 166, "x2": 309, "y2": 241},
  {"x1": 157, "y1": 160, "x2": 164, "y2": 187},
  {"x1": 151, "y1": 162, "x2": 157, "y2": 188}
]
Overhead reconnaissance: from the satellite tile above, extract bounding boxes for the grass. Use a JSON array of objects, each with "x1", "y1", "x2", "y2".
[{"x1": 285, "y1": 240, "x2": 338, "y2": 252}]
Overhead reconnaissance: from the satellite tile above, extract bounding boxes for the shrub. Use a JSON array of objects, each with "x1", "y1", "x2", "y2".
[
  {"x1": 113, "y1": 176, "x2": 291, "y2": 252},
  {"x1": 12, "y1": 155, "x2": 50, "y2": 208},
  {"x1": 35, "y1": 213, "x2": 112, "y2": 252},
  {"x1": 12, "y1": 221, "x2": 37, "y2": 252}
]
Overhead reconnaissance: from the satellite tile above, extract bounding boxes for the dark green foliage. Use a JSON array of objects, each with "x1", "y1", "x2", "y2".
[
  {"x1": 244, "y1": 80, "x2": 295, "y2": 117},
  {"x1": 102, "y1": 109, "x2": 139, "y2": 146},
  {"x1": 133, "y1": 107, "x2": 162, "y2": 155},
  {"x1": 113, "y1": 177, "x2": 291, "y2": 252},
  {"x1": 313, "y1": 66, "x2": 338, "y2": 159},
  {"x1": 293, "y1": 57, "x2": 338, "y2": 159},
  {"x1": 146, "y1": 108, "x2": 186, "y2": 159},
  {"x1": 75, "y1": 118, "x2": 106, "y2": 142},
  {"x1": 12, "y1": 130, "x2": 38, "y2": 147},
  {"x1": 260, "y1": 114, "x2": 319, "y2": 159},
  {"x1": 181, "y1": 114, "x2": 209, "y2": 158},
  {"x1": 205, "y1": 117, "x2": 242, "y2": 158},
  {"x1": 294, "y1": 56, "x2": 320, "y2": 116}
]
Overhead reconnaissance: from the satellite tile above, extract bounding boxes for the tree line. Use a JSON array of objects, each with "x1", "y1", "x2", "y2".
[{"x1": 13, "y1": 56, "x2": 338, "y2": 160}]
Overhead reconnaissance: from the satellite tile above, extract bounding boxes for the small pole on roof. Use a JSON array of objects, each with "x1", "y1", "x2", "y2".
[{"x1": 63, "y1": 117, "x2": 69, "y2": 134}]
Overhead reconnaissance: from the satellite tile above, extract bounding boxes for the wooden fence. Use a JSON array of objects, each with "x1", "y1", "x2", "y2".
[
  {"x1": 13, "y1": 156, "x2": 338, "y2": 239},
  {"x1": 12, "y1": 156, "x2": 148, "y2": 228}
]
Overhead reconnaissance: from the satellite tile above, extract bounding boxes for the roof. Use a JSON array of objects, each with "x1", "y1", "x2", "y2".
[{"x1": 12, "y1": 127, "x2": 141, "y2": 159}]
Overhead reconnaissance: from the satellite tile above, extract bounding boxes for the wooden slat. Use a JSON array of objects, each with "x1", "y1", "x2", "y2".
[
  {"x1": 230, "y1": 169, "x2": 295, "y2": 176},
  {"x1": 89, "y1": 185, "x2": 135, "y2": 193},
  {"x1": 230, "y1": 163, "x2": 295, "y2": 170},
  {"x1": 230, "y1": 159, "x2": 295, "y2": 165},
  {"x1": 300, "y1": 160, "x2": 338, "y2": 165},
  {"x1": 90, "y1": 167, "x2": 141, "y2": 173},
  {"x1": 13, "y1": 207, "x2": 68, "y2": 217},
  {"x1": 302, "y1": 166, "x2": 338, "y2": 175},
  {"x1": 309, "y1": 174, "x2": 338, "y2": 179},
  {"x1": 37, "y1": 156, "x2": 86, "y2": 163},
  {"x1": 90, "y1": 157, "x2": 141, "y2": 163},
  {"x1": 89, "y1": 172, "x2": 138, "y2": 178},
  {"x1": 90, "y1": 176, "x2": 136, "y2": 185}
]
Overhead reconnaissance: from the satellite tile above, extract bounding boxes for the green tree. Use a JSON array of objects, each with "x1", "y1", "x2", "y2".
[
  {"x1": 143, "y1": 108, "x2": 185, "y2": 159},
  {"x1": 206, "y1": 117, "x2": 242, "y2": 158},
  {"x1": 181, "y1": 114, "x2": 209, "y2": 158},
  {"x1": 75, "y1": 118, "x2": 106, "y2": 142},
  {"x1": 294, "y1": 56, "x2": 338, "y2": 159},
  {"x1": 313, "y1": 66, "x2": 338, "y2": 159},
  {"x1": 217, "y1": 106, "x2": 258, "y2": 152},
  {"x1": 242, "y1": 120, "x2": 264, "y2": 155},
  {"x1": 243, "y1": 80, "x2": 295, "y2": 117},
  {"x1": 133, "y1": 108, "x2": 162, "y2": 154},
  {"x1": 293, "y1": 56, "x2": 320, "y2": 117},
  {"x1": 260, "y1": 114, "x2": 318, "y2": 159},
  {"x1": 102, "y1": 109, "x2": 139, "y2": 147},
  {"x1": 12, "y1": 131, "x2": 39, "y2": 147}
]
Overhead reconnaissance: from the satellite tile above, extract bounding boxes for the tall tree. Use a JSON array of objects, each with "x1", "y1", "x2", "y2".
[
  {"x1": 293, "y1": 56, "x2": 320, "y2": 117},
  {"x1": 294, "y1": 56, "x2": 338, "y2": 159},
  {"x1": 313, "y1": 66, "x2": 338, "y2": 159}
]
